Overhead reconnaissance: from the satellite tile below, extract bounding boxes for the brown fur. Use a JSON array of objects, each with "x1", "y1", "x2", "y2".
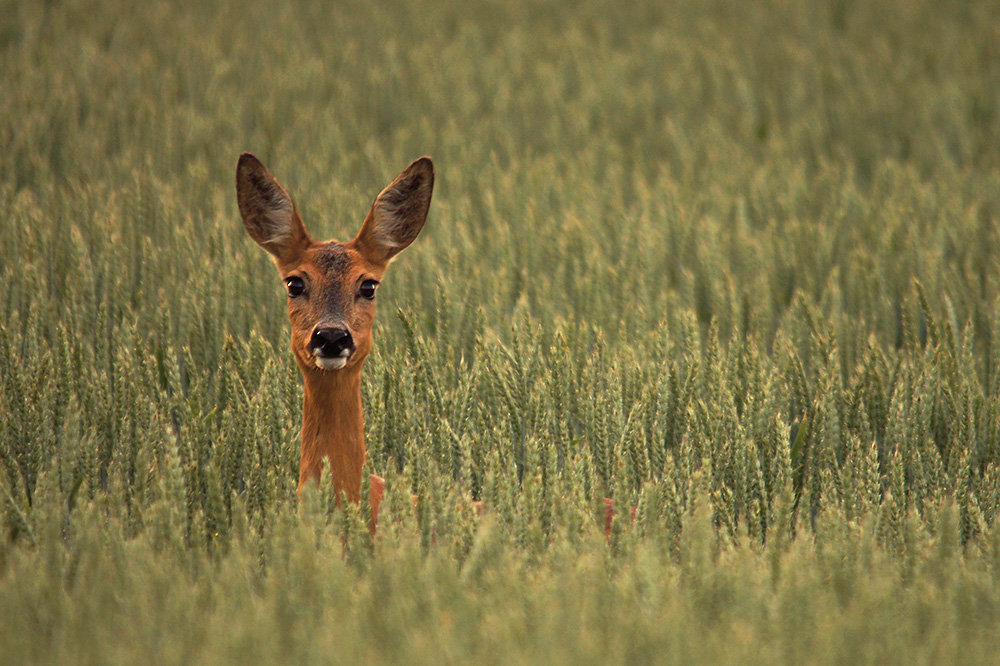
[{"x1": 236, "y1": 154, "x2": 433, "y2": 513}]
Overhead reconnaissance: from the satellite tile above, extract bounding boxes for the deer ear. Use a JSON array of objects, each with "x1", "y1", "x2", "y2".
[
  {"x1": 353, "y1": 157, "x2": 434, "y2": 265},
  {"x1": 236, "y1": 153, "x2": 311, "y2": 265}
]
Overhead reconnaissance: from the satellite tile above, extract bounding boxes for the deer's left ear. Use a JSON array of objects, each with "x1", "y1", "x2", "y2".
[{"x1": 353, "y1": 157, "x2": 434, "y2": 266}]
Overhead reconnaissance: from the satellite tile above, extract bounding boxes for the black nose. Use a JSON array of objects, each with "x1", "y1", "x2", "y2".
[{"x1": 309, "y1": 327, "x2": 354, "y2": 358}]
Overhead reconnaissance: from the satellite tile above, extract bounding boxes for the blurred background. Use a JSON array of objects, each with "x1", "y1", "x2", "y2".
[{"x1": 3, "y1": 1, "x2": 1000, "y2": 662}]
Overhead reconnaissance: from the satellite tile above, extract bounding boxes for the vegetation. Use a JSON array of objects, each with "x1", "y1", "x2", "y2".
[{"x1": 2, "y1": 0, "x2": 1000, "y2": 662}]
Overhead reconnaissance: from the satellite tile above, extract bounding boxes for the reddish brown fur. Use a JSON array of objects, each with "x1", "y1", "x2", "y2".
[{"x1": 236, "y1": 154, "x2": 433, "y2": 517}]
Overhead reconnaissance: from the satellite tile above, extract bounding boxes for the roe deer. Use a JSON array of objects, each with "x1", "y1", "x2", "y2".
[{"x1": 236, "y1": 153, "x2": 433, "y2": 518}]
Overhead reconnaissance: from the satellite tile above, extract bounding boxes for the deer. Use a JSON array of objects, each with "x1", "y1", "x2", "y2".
[
  {"x1": 236, "y1": 153, "x2": 434, "y2": 524},
  {"x1": 237, "y1": 154, "x2": 625, "y2": 538}
]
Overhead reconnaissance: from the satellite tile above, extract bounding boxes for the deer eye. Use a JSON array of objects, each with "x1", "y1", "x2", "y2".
[
  {"x1": 359, "y1": 279, "x2": 379, "y2": 300},
  {"x1": 285, "y1": 276, "x2": 305, "y2": 298}
]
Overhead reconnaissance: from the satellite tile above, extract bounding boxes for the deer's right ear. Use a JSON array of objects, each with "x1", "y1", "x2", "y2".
[{"x1": 236, "y1": 153, "x2": 311, "y2": 265}]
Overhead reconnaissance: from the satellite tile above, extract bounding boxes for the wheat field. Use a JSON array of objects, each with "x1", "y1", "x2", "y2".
[{"x1": 2, "y1": 0, "x2": 1000, "y2": 663}]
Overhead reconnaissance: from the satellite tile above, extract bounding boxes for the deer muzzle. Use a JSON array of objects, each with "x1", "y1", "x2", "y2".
[{"x1": 308, "y1": 327, "x2": 355, "y2": 370}]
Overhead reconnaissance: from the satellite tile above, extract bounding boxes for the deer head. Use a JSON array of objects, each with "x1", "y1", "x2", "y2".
[{"x1": 237, "y1": 153, "x2": 433, "y2": 377}]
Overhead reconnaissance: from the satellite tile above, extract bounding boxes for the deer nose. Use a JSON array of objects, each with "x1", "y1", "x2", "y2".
[{"x1": 308, "y1": 327, "x2": 354, "y2": 359}]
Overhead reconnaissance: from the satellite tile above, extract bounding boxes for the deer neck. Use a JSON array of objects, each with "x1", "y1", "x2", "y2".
[{"x1": 298, "y1": 366, "x2": 366, "y2": 502}]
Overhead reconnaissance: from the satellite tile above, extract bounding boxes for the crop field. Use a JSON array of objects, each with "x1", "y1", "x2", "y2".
[{"x1": 3, "y1": 0, "x2": 1000, "y2": 663}]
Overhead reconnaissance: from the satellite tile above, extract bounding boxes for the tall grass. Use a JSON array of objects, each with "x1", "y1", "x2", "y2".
[{"x1": 2, "y1": 0, "x2": 1000, "y2": 663}]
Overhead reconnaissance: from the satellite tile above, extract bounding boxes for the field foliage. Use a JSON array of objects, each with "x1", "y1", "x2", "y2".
[{"x1": 2, "y1": 0, "x2": 1000, "y2": 663}]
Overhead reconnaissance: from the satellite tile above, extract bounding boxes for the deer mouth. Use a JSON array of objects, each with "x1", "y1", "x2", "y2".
[{"x1": 313, "y1": 348, "x2": 351, "y2": 371}]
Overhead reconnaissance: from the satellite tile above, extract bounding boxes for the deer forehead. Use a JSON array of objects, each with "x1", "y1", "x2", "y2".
[
  {"x1": 289, "y1": 241, "x2": 384, "y2": 287},
  {"x1": 314, "y1": 243, "x2": 353, "y2": 275},
  {"x1": 290, "y1": 243, "x2": 341, "y2": 276}
]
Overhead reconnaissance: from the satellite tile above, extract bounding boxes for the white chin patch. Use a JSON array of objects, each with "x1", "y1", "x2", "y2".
[{"x1": 314, "y1": 356, "x2": 348, "y2": 370}]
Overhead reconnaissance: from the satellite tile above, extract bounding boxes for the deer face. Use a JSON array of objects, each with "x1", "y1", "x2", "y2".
[{"x1": 236, "y1": 154, "x2": 433, "y2": 375}]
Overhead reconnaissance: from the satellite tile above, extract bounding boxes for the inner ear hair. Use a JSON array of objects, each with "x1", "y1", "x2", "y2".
[
  {"x1": 236, "y1": 153, "x2": 311, "y2": 262},
  {"x1": 242, "y1": 173, "x2": 294, "y2": 245},
  {"x1": 374, "y1": 170, "x2": 431, "y2": 247},
  {"x1": 358, "y1": 157, "x2": 434, "y2": 264}
]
